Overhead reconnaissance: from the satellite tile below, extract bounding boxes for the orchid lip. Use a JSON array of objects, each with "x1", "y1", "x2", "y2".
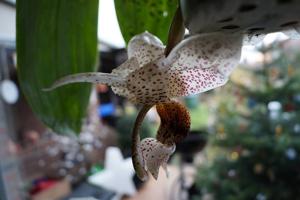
[
  {"x1": 138, "y1": 138, "x2": 176, "y2": 180},
  {"x1": 132, "y1": 101, "x2": 190, "y2": 181}
]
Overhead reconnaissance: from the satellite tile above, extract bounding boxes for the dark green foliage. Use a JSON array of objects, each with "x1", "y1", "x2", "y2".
[
  {"x1": 114, "y1": 0, "x2": 177, "y2": 44},
  {"x1": 17, "y1": 0, "x2": 99, "y2": 135}
]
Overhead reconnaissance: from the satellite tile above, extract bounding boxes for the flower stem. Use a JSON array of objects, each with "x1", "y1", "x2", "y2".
[{"x1": 131, "y1": 104, "x2": 154, "y2": 181}]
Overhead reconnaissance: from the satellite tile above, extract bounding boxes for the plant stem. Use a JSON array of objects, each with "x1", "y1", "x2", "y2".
[{"x1": 131, "y1": 104, "x2": 154, "y2": 181}]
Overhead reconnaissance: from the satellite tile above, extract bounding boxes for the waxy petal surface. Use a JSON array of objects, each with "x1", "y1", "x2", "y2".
[
  {"x1": 128, "y1": 32, "x2": 165, "y2": 66},
  {"x1": 165, "y1": 33, "x2": 243, "y2": 97},
  {"x1": 138, "y1": 138, "x2": 175, "y2": 180}
]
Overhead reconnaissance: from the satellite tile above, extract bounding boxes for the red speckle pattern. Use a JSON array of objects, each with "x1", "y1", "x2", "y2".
[
  {"x1": 168, "y1": 33, "x2": 242, "y2": 77},
  {"x1": 167, "y1": 67, "x2": 227, "y2": 97},
  {"x1": 138, "y1": 138, "x2": 175, "y2": 180}
]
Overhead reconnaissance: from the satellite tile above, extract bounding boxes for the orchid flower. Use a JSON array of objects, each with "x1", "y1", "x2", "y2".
[
  {"x1": 44, "y1": 32, "x2": 242, "y2": 105},
  {"x1": 44, "y1": 31, "x2": 243, "y2": 180}
]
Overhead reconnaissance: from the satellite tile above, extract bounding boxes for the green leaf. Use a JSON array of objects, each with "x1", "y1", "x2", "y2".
[
  {"x1": 17, "y1": 0, "x2": 99, "y2": 135},
  {"x1": 114, "y1": 0, "x2": 177, "y2": 44}
]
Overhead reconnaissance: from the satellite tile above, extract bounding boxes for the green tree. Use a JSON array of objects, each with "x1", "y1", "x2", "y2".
[{"x1": 196, "y1": 40, "x2": 300, "y2": 200}]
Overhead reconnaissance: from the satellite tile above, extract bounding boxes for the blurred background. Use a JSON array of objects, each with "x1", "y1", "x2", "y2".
[{"x1": 1, "y1": 0, "x2": 300, "y2": 200}]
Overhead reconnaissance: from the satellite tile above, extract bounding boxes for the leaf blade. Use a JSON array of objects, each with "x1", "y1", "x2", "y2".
[
  {"x1": 17, "y1": 0, "x2": 99, "y2": 135},
  {"x1": 114, "y1": 0, "x2": 177, "y2": 44}
]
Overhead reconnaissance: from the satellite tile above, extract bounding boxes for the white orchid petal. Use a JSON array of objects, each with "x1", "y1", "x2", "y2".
[
  {"x1": 135, "y1": 142, "x2": 149, "y2": 181},
  {"x1": 43, "y1": 72, "x2": 126, "y2": 91},
  {"x1": 44, "y1": 58, "x2": 138, "y2": 96},
  {"x1": 111, "y1": 57, "x2": 140, "y2": 99},
  {"x1": 128, "y1": 32, "x2": 165, "y2": 66},
  {"x1": 112, "y1": 57, "x2": 140, "y2": 77},
  {"x1": 168, "y1": 32, "x2": 242, "y2": 75},
  {"x1": 164, "y1": 33, "x2": 242, "y2": 97},
  {"x1": 167, "y1": 67, "x2": 227, "y2": 97},
  {"x1": 138, "y1": 138, "x2": 175, "y2": 180},
  {"x1": 126, "y1": 61, "x2": 170, "y2": 104}
]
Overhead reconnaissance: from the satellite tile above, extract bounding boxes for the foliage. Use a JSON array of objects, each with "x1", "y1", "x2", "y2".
[
  {"x1": 196, "y1": 41, "x2": 300, "y2": 200},
  {"x1": 114, "y1": 0, "x2": 177, "y2": 44},
  {"x1": 17, "y1": 0, "x2": 99, "y2": 135},
  {"x1": 17, "y1": 0, "x2": 179, "y2": 134},
  {"x1": 189, "y1": 103, "x2": 209, "y2": 131}
]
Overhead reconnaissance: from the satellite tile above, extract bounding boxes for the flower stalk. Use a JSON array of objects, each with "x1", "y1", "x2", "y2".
[{"x1": 131, "y1": 104, "x2": 154, "y2": 181}]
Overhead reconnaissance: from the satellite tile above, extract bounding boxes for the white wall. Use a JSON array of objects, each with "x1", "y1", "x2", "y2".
[{"x1": 0, "y1": 2, "x2": 15, "y2": 41}]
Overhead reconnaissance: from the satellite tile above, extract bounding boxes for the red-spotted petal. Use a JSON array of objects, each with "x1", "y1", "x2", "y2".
[
  {"x1": 168, "y1": 33, "x2": 242, "y2": 76},
  {"x1": 166, "y1": 67, "x2": 228, "y2": 97},
  {"x1": 111, "y1": 57, "x2": 139, "y2": 99},
  {"x1": 126, "y1": 61, "x2": 170, "y2": 105},
  {"x1": 164, "y1": 33, "x2": 243, "y2": 97},
  {"x1": 128, "y1": 32, "x2": 165, "y2": 66},
  {"x1": 138, "y1": 138, "x2": 175, "y2": 180}
]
